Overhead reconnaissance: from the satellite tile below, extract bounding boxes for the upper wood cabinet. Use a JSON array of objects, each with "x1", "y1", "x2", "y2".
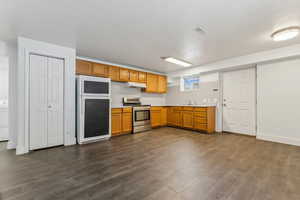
[
  {"x1": 146, "y1": 73, "x2": 158, "y2": 93},
  {"x1": 76, "y1": 59, "x2": 167, "y2": 94},
  {"x1": 138, "y1": 72, "x2": 146, "y2": 83},
  {"x1": 129, "y1": 70, "x2": 139, "y2": 82},
  {"x1": 145, "y1": 73, "x2": 167, "y2": 93},
  {"x1": 119, "y1": 68, "x2": 130, "y2": 82},
  {"x1": 92, "y1": 63, "x2": 108, "y2": 77},
  {"x1": 158, "y1": 75, "x2": 167, "y2": 93},
  {"x1": 109, "y1": 66, "x2": 120, "y2": 81},
  {"x1": 76, "y1": 60, "x2": 93, "y2": 75}
]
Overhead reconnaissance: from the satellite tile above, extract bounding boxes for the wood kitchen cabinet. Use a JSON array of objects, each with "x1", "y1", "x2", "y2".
[
  {"x1": 151, "y1": 107, "x2": 161, "y2": 128},
  {"x1": 160, "y1": 107, "x2": 167, "y2": 126},
  {"x1": 167, "y1": 107, "x2": 182, "y2": 127},
  {"x1": 76, "y1": 59, "x2": 167, "y2": 94},
  {"x1": 173, "y1": 110, "x2": 182, "y2": 127},
  {"x1": 122, "y1": 108, "x2": 132, "y2": 133},
  {"x1": 138, "y1": 72, "x2": 146, "y2": 83},
  {"x1": 158, "y1": 75, "x2": 167, "y2": 93},
  {"x1": 111, "y1": 108, "x2": 122, "y2": 136},
  {"x1": 109, "y1": 66, "x2": 120, "y2": 81},
  {"x1": 119, "y1": 68, "x2": 130, "y2": 82},
  {"x1": 111, "y1": 107, "x2": 133, "y2": 136},
  {"x1": 182, "y1": 108, "x2": 194, "y2": 129},
  {"x1": 129, "y1": 70, "x2": 139, "y2": 82},
  {"x1": 76, "y1": 60, "x2": 93, "y2": 75},
  {"x1": 92, "y1": 63, "x2": 108, "y2": 77},
  {"x1": 145, "y1": 73, "x2": 167, "y2": 93},
  {"x1": 167, "y1": 106, "x2": 216, "y2": 133},
  {"x1": 146, "y1": 73, "x2": 158, "y2": 93}
]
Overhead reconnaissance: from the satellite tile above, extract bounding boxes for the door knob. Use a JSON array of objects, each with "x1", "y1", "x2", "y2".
[
  {"x1": 223, "y1": 104, "x2": 226, "y2": 107},
  {"x1": 48, "y1": 105, "x2": 52, "y2": 108}
]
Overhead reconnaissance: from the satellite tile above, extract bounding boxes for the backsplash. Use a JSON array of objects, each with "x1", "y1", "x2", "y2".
[
  {"x1": 111, "y1": 82, "x2": 166, "y2": 107},
  {"x1": 166, "y1": 74, "x2": 220, "y2": 106},
  {"x1": 166, "y1": 82, "x2": 219, "y2": 105}
]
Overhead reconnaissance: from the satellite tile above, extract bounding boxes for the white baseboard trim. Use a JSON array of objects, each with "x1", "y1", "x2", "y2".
[
  {"x1": 65, "y1": 137, "x2": 76, "y2": 146},
  {"x1": 6, "y1": 141, "x2": 16, "y2": 149},
  {"x1": 16, "y1": 145, "x2": 28, "y2": 155},
  {"x1": 257, "y1": 134, "x2": 300, "y2": 147}
]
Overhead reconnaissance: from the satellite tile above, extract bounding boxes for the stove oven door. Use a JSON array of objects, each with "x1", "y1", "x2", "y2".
[{"x1": 133, "y1": 107, "x2": 151, "y2": 126}]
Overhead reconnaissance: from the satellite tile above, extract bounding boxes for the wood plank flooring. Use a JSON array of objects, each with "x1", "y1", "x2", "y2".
[{"x1": 1, "y1": 127, "x2": 300, "y2": 200}]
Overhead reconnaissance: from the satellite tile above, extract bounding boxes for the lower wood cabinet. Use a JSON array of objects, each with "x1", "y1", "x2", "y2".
[
  {"x1": 161, "y1": 107, "x2": 167, "y2": 126},
  {"x1": 122, "y1": 108, "x2": 132, "y2": 133},
  {"x1": 112, "y1": 106, "x2": 215, "y2": 136},
  {"x1": 151, "y1": 107, "x2": 161, "y2": 127},
  {"x1": 151, "y1": 107, "x2": 168, "y2": 127},
  {"x1": 111, "y1": 108, "x2": 122, "y2": 136},
  {"x1": 167, "y1": 106, "x2": 216, "y2": 133},
  {"x1": 182, "y1": 111, "x2": 194, "y2": 129},
  {"x1": 111, "y1": 108, "x2": 132, "y2": 136}
]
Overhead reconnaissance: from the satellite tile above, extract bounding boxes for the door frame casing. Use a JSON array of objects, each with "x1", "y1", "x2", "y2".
[
  {"x1": 221, "y1": 67, "x2": 257, "y2": 136},
  {"x1": 17, "y1": 37, "x2": 76, "y2": 155}
]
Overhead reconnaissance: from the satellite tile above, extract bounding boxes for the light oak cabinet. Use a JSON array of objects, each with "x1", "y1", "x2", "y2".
[
  {"x1": 129, "y1": 70, "x2": 139, "y2": 82},
  {"x1": 111, "y1": 108, "x2": 132, "y2": 136},
  {"x1": 109, "y1": 66, "x2": 120, "y2": 81},
  {"x1": 145, "y1": 73, "x2": 167, "y2": 93},
  {"x1": 138, "y1": 72, "x2": 147, "y2": 83},
  {"x1": 146, "y1": 73, "x2": 158, "y2": 93},
  {"x1": 92, "y1": 63, "x2": 108, "y2": 77},
  {"x1": 76, "y1": 60, "x2": 93, "y2": 75},
  {"x1": 122, "y1": 113, "x2": 132, "y2": 133},
  {"x1": 151, "y1": 110, "x2": 161, "y2": 127},
  {"x1": 158, "y1": 76, "x2": 167, "y2": 93},
  {"x1": 167, "y1": 106, "x2": 216, "y2": 133},
  {"x1": 111, "y1": 108, "x2": 122, "y2": 136},
  {"x1": 151, "y1": 107, "x2": 168, "y2": 127},
  {"x1": 182, "y1": 111, "x2": 194, "y2": 129},
  {"x1": 76, "y1": 59, "x2": 167, "y2": 94},
  {"x1": 119, "y1": 68, "x2": 130, "y2": 82},
  {"x1": 161, "y1": 107, "x2": 167, "y2": 126}
]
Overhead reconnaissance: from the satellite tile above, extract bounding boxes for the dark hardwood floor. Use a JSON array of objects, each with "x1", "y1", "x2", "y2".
[{"x1": 1, "y1": 127, "x2": 300, "y2": 200}]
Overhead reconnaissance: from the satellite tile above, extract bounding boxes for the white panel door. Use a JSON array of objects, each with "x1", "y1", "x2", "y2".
[
  {"x1": 0, "y1": 108, "x2": 8, "y2": 141},
  {"x1": 223, "y1": 68, "x2": 256, "y2": 135},
  {"x1": 29, "y1": 54, "x2": 48, "y2": 150},
  {"x1": 47, "y1": 57, "x2": 64, "y2": 147}
]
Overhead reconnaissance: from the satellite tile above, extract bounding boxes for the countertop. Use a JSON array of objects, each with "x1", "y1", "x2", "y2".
[
  {"x1": 111, "y1": 106, "x2": 132, "y2": 108},
  {"x1": 111, "y1": 104, "x2": 217, "y2": 108},
  {"x1": 165, "y1": 104, "x2": 217, "y2": 107}
]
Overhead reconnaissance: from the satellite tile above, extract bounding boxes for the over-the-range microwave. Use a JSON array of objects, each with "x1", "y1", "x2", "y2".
[{"x1": 77, "y1": 75, "x2": 111, "y2": 96}]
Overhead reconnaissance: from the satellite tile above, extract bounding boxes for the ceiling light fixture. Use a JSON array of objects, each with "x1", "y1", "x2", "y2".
[
  {"x1": 271, "y1": 26, "x2": 300, "y2": 42},
  {"x1": 162, "y1": 57, "x2": 192, "y2": 67}
]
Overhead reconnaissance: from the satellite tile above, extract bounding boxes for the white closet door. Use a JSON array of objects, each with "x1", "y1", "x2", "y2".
[
  {"x1": 0, "y1": 108, "x2": 8, "y2": 141},
  {"x1": 223, "y1": 68, "x2": 256, "y2": 136},
  {"x1": 29, "y1": 54, "x2": 48, "y2": 150},
  {"x1": 47, "y1": 57, "x2": 64, "y2": 147}
]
